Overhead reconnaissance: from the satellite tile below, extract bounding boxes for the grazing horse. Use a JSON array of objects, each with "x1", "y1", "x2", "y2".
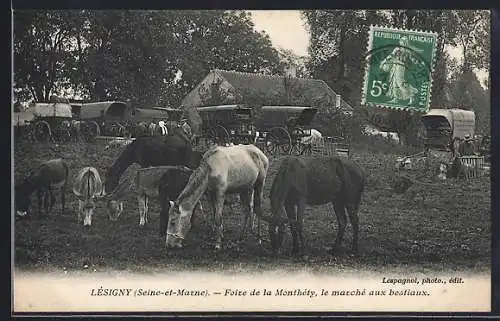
[
  {"x1": 103, "y1": 135, "x2": 200, "y2": 194},
  {"x1": 103, "y1": 135, "x2": 203, "y2": 225},
  {"x1": 15, "y1": 158, "x2": 69, "y2": 218},
  {"x1": 166, "y1": 144, "x2": 269, "y2": 250},
  {"x1": 265, "y1": 156, "x2": 365, "y2": 255},
  {"x1": 107, "y1": 165, "x2": 200, "y2": 226},
  {"x1": 158, "y1": 168, "x2": 204, "y2": 237},
  {"x1": 72, "y1": 167, "x2": 104, "y2": 226}
]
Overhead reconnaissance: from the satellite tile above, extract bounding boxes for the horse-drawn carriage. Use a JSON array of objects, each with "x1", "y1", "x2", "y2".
[
  {"x1": 254, "y1": 106, "x2": 319, "y2": 155},
  {"x1": 194, "y1": 104, "x2": 324, "y2": 156},
  {"x1": 196, "y1": 105, "x2": 256, "y2": 146},
  {"x1": 77, "y1": 101, "x2": 134, "y2": 139},
  {"x1": 420, "y1": 108, "x2": 489, "y2": 159},
  {"x1": 21, "y1": 102, "x2": 74, "y2": 143}
]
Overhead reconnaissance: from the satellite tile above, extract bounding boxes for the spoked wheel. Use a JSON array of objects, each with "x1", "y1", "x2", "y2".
[
  {"x1": 119, "y1": 124, "x2": 132, "y2": 138},
  {"x1": 265, "y1": 127, "x2": 292, "y2": 155},
  {"x1": 53, "y1": 124, "x2": 72, "y2": 144},
  {"x1": 34, "y1": 120, "x2": 52, "y2": 143},
  {"x1": 82, "y1": 121, "x2": 100, "y2": 142},
  {"x1": 208, "y1": 125, "x2": 230, "y2": 146}
]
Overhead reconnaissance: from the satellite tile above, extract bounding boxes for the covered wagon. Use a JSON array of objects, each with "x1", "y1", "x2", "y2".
[
  {"x1": 78, "y1": 101, "x2": 134, "y2": 138},
  {"x1": 27, "y1": 102, "x2": 74, "y2": 143},
  {"x1": 421, "y1": 108, "x2": 475, "y2": 150}
]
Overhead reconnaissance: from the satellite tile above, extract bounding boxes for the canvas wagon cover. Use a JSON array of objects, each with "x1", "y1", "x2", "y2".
[
  {"x1": 256, "y1": 106, "x2": 318, "y2": 128},
  {"x1": 13, "y1": 111, "x2": 35, "y2": 126},
  {"x1": 421, "y1": 109, "x2": 475, "y2": 139},
  {"x1": 32, "y1": 103, "x2": 72, "y2": 118},
  {"x1": 80, "y1": 101, "x2": 132, "y2": 120}
]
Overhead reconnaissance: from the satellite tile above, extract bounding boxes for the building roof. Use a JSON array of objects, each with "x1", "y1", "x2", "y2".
[{"x1": 213, "y1": 69, "x2": 353, "y2": 111}]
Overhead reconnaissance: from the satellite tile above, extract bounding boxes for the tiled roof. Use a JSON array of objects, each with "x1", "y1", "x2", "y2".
[{"x1": 214, "y1": 69, "x2": 353, "y2": 111}]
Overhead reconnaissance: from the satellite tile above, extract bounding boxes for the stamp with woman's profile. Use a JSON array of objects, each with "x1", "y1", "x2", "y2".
[{"x1": 361, "y1": 25, "x2": 438, "y2": 112}]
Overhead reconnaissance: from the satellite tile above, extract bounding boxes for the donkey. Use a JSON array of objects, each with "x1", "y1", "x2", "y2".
[
  {"x1": 72, "y1": 167, "x2": 104, "y2": 226},
  {"x1": 266, "y1": 156, "x2": 365, "y2": 255},
  {"x1": 15, "y1": 158, "x2": 69, "y2": 219},
  {"x1": 166, "y1": 144, "x2": 269, "y2": 251}
]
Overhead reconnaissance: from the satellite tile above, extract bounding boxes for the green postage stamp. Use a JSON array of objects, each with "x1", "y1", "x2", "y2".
[{"x1": 362, "y1": 25, "x2": 438, "y2": 112}]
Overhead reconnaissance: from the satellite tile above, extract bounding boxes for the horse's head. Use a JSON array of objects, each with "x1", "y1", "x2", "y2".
[
  {"x1": 106, "y1": 199, "x2": 123, "y2": 221},
  {"x1": 81, "y1": 201, "x2": 96, "y2": 227},
  {"x1": 165, "y1": 200, "x2": 193, "y2": 249},
  {"x1": 265, "y1": 206, "x2": 288, "y2": 253}
]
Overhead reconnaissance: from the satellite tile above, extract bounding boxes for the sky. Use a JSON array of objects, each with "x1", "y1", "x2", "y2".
[{"x1": 248, "y1": 10, "x2": 488, "y2": 87}]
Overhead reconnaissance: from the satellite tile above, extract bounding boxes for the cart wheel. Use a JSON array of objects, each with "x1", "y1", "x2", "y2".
[
  {"x1": 82, "y1": 121, "x2": 100, "y2": 142},
  {"x1": 54, "y1": 125, "x2": 72, "y2": 143},
  {"x1": 266, "y1": 127, "x2": 291, "y2": 155},
  {"x1": 208, "y1": 125, "x2": 230, "y2": 146},
  {"x1": 34, "y1": 121, "x2": 51, "y2": 143}
]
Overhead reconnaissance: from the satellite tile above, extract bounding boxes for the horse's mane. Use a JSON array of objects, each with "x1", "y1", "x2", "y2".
[
  {"x1": 106, "y1": 140, "x2": 137, "y2": 190},
  {"x1": 176, "y1": 160, "x2": 209, "y2": 204}
]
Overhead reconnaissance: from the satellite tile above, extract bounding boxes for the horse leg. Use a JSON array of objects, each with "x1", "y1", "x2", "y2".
[
  {"x1": 252, "y1": 180, "x2": 265, "y2": 245},
  {"x1": 296, "y1": 197, "x2": 307, "y2": 254},
  {"x1": 144, "y1": 195, "x2": 149, "y2": 224},
  {"x1": 331, "y1": 200, "x2": 348, "y2": 253},
  {"x1": 213, "y1": 192, "x2": 225, "y2": 251},
  {"x1": 37, "y1": 189, "x2": 43, "y2": 218},
  {"x1": 237, "y1": 190, "x2": 252, "y2": 244},
  {"x1": 77, "y1": 200, "x2": 83, "y2": 223},
  {"x1": 49, "y1": 189, "x2": 56, "y2": 213},
  {"x1": 61, "y1": 185, "x2": 65, "y2": 215},
  {"x1": 345, "y1": 202, "x2": 360, "y2": 253},
  {"x1": 43, "y1": 190, "x2": 50, "y2": 216},
  {"x1": 138, "y1": 194, "x2": 146, "y2": 226},
  {"x1": 285, "y1": 202, "x2": 299, "y2": 255}
]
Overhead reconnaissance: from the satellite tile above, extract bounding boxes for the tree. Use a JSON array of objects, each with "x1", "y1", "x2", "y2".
[{"x1": 13, "y1": 10, "x2": 78, "y2": 101}]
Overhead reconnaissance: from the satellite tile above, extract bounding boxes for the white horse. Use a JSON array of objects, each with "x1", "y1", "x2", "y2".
[{"x1": 166, "y1": 144, "x2": 269, "y2": 250}]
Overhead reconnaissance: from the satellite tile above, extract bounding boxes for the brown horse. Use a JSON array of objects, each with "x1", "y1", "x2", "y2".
[
  {"x1": 265, "y1": 156, "x2": 365, "y2": 255},
  {"x1": 165, "y1": 144, "x2": 269, "y2": 250}
]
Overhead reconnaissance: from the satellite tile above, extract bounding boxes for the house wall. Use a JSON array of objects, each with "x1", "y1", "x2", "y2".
[{"x1": 181, "y1": 72, "x2": 237, "y2": 108}]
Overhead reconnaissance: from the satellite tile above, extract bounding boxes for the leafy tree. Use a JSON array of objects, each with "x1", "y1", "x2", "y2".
[{"x1": 13, "y1": 10, "x2": 78, "y2": 101}]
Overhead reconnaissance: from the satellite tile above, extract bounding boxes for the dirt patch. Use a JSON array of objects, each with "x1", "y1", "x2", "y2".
[{"x1": 13, "y1": 139, "x2": 491, "y2": 274}]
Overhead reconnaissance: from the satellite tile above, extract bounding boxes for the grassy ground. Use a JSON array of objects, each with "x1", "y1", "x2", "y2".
[{"x1": 13, "y1": 138, "x2": 491, "y2": 274}]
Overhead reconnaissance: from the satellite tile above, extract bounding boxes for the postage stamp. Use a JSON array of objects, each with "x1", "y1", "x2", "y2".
[{"x1": 361, "y1": 25, "x2": 438, "y2": 112}]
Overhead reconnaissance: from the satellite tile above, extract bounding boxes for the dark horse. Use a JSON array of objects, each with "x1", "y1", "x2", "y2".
[
  {"x1": 103, "y1": 134, "x2": 202, "y2": 196},
  {"x1": 158, "y1": 167, "x2": 200, "y2": 237},
  {"x1": 265, "y1": 156, "x2": 365, "y2": 255},
  {"x1": 103, "y1": 134, "x2": 203, "y2": 223},
  {"x1": 15, "y1": 158, "x2": 69, "y2": 219}
]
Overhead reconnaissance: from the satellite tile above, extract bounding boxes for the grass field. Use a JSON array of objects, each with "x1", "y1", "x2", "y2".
[{"x1": 13, "y1": 138, "x2": 491, "y2": 274}]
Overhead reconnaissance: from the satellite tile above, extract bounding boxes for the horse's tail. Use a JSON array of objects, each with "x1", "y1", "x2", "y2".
[{"x1": 335, "y1": 158, "x2": 357, "y2": 206}]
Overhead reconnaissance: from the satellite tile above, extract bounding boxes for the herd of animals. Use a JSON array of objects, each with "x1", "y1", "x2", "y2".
[{"x1": 14, "y1": 130, "x2": 366, "y2": 256}]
